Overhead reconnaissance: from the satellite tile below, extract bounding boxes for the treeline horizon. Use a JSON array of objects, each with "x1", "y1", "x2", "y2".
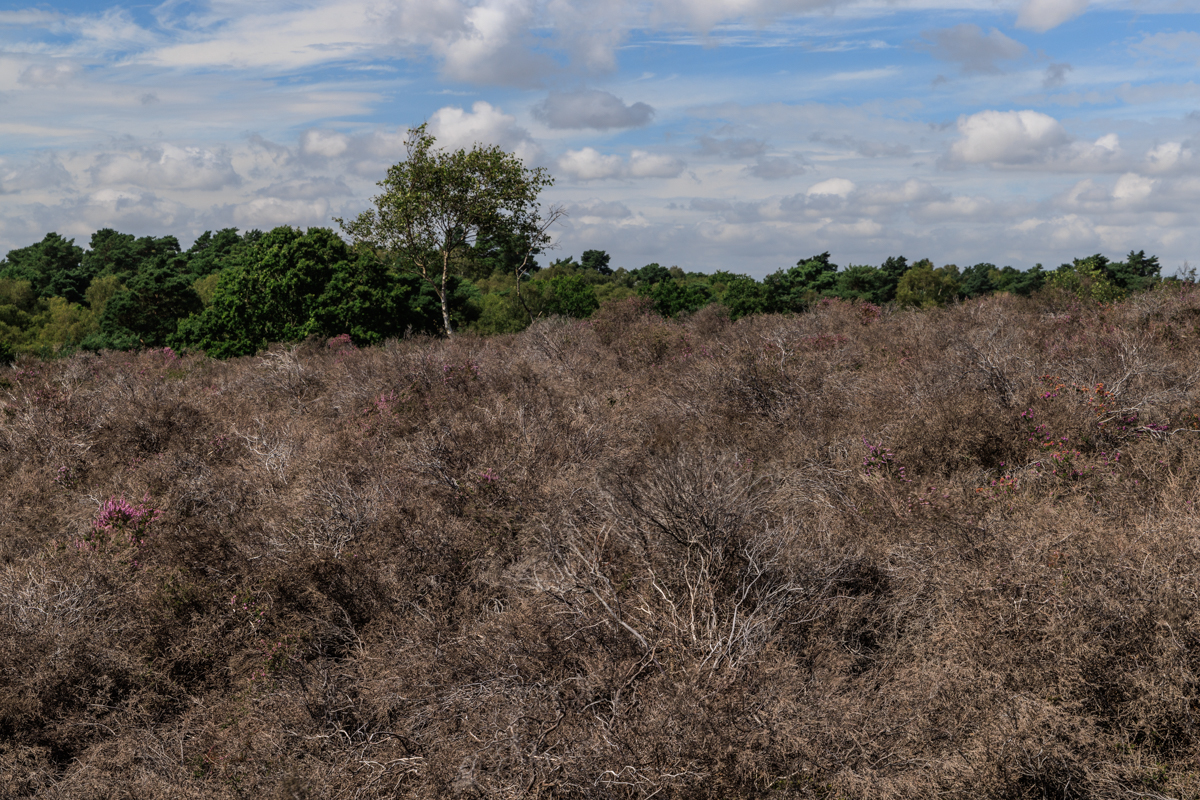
[{"x1": 0, "y1": 224, "x2": 1175, "y2": 361}]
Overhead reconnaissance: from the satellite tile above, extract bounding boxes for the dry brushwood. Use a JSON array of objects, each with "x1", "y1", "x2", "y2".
[{"x1": 1, "y1": 286, "x2": 1200, "y2": 799}]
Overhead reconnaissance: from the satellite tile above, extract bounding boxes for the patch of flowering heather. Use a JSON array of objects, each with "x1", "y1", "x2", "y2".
[
  {"x1": 862, "y1": 438, "x2": 910, "y2": 483},
  {"x1": 78, "y1": 494, "x2": 162, "y2": 552}
]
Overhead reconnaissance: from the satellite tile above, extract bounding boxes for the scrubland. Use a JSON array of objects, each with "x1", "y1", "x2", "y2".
[{"x1": 3, "y1": 287, "x2": 1200, "y2": 799}]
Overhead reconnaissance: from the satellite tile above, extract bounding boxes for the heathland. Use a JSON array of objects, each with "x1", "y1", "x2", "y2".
[{"x1": 3, "y1": 287, "x2": 1200, "y2": 799}]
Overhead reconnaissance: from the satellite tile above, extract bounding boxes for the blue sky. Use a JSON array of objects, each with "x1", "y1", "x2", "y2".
[{"x1": 1, "y1": 0, "x2": 1198, "y2": 277}]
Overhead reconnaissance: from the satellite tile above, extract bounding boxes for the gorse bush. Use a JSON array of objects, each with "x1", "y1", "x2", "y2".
[{"x1": 1, "y1": 287, "x2": 1200, "y2": 798}]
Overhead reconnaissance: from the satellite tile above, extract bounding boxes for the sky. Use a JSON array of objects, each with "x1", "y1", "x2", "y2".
[{"x1": 1, "y1": 0, "x2": 1199, "y2": 277}]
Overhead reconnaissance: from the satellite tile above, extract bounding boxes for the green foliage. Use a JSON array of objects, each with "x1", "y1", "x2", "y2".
[
  {"x1": 0, "y1": 277, "x2": 46, "y2": 350},
  {"x1": 0, "y1": 218, "x2": 1167, "y2": 359},
  {"x1": 82, "y1": 229, "x2": 182, "y2": 284},
  {"x1": 633, "y1": 262, "x2": 671, "y2": 286},
  {"x1": 192, "y1": 272, "x2": 222, "y2": 305},
  {"x1": 35, "y1": 297, "x2": 96, "y2": 351},
  {"x1": 831, "y1": 264, "x2": 894, "y2": 304},
  {"x1": 580, "y1": 249, "x2": 612, "y2": 276},
  {"x1": 95, "y1": 254, "x2": 203, "y2": 349},
  {"x1": 1047, "y1": 256, "x2": 1123, "y2": 303},
  {"x1": 176, "y1": 227, "x2": 350, "y2": 357},
  {"x1": 0, "y1": 232, "x2": 86, "y2": 303},
  {"x1": 764, "y1": 252, "x2": 838, "y2": 312},
  {"x1": 185, "y1": 228, "x2": 249, "y2": 280},
  {"x1": 710, "y1": 271, "x2": 767, "y2": 320},
  {"x1": 462, "y1": 229, "x2": 542, "y2": 281},
  {"x1": 895, "y1": 260, "x2": 960, "y2": 307},
  {"x1": 175, "y1": 226, "x2": 448, "y2": 358},
  {"x1": 994, "y1": 264, "x2": 1046, "y2": 296},
  {"x1": 84, "y1": 275, "x2": 123, "y2": 319},
  {"x1": 639, "y1": 274, "x2": 713, "y2": 317},
  {"x1": 543, "y1": 274, "x2": 600, "y2": 318},
  {"x1": 1104, "y1": 250, "x2": 1161, "y2": 294},
  {"x1": 338, "y1": 122, "x2": 555, "y2": 335}
]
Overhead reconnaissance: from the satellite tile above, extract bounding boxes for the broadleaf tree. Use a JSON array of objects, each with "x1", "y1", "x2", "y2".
[{"x1": 338, "y1": 123, "x2": 559, "y2": 335}]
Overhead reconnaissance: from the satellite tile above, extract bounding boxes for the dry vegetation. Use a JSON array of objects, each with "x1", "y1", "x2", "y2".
[{"x1": 3, "y1": 287, "x2": 1200, "y2": 799}]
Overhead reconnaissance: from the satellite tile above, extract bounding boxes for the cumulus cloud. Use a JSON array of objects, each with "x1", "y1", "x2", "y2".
[
  {"x1": 806, "y1": 178, "x2": 855, "y2": 197},
  {"x1": 917, "y1": 24, "x2": 1026, "y2": 75},
  {"x1": 556, "y1": 147, "x2": 684, "y2": 181},
  {"x1": 300, "y1": 129, "x2": 350, "y2": 159},
  {"x1": 88, "y1": 144, "x2": 242, "y2": 191},
  {"x1": 567, "y1": 199, "x2": 633, "y2": 219},
  {"x1": 557, "y1": 148, "x2": 625, "y2": 180},
  {"x1": 64, "y1": 189, "x2": 196, "y2": 235},
  {"x1": 429, "y1": 101, "x2": 541, "y2": 164},
  {"x1": 1111, "y1": 173, "x2": 1155, "y2": 205},
  {"x1": 0, "y1": 157, "x2": 74, "y2": 195},
  {"x1": 1145, "y1": 141, "x2": 1194, "y2": 174},
  {"x1": 533, "y1": 90, "x2": 654, "y2": 130},
  {"x1": 947, "y1": 110, "x2": 1070, "y2": 166},
  {"x1": 629, "y1": 150, "x2": 686, "y2": 178},
  {"x1": 292, "y1": 127, "x2": 415, "y2": 176},
  {"x1": 232, "y1": 197, "x2": 332, "y2": 229},
  {"x1": 1012, "y1": 213, "x2": 1098, "y2": 249},
  {"x1": 857, "y1": 179, "x2": 945, "y2": 206},
  {"x1": 1015, "y1": 0, "x2": 1088, "y2": 32}
]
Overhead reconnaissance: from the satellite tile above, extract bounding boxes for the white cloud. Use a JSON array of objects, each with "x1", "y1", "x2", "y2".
[
  {"x1": 428, "y1": 0, "x2": 557, "y2": 86},
  {"x1": 1145, "y1": 141, "x2": 1193, "y2": 174},
  {"x1": 429, "y1": 101, "x2": 541, "y2": 164},
  {"x1": 533, "y1": 90, "x2": 654, "y2": 130},
  {"x1": 858, "y1": 179, "x2": 944, "y2": 206},
  {"x1": 18, "y1": 60, "x2": 81, "y2": 87},
  {"x1": 232, "y1": 197, "x2": 332, "y2": 229},
  {"x1": 557, "y1": 147, "x2": 628, "y2": 180},
  {"x1": 567, "y1": 199, "x2": 633, "y2": 219},
  {"x1": 948, "y1": 110, "x2": 1070, "y2": 165},
  {"x1": 0, "y1": 156, "x2": 74, "y2": 195},
  {"x1": 629, "y1": 150, "x2": 685, "y2": 178},
  {"x1": 65, "y1": 189, "x2": 195, "y2": 234},
  {"x1": 806, "y1": 178, "x2": 855, "y2": 197},
  {"x1": 88, "y1": 144, "x2": 241, "y2": 191},
  {"x1": 1112, "y1": 173, "x2": 1155, "y2": 204},
  {"x1": 557, "y1": 147, "x2": 685, "y2": 180},
  {"x1": 300, "y1": 130, "x2": 351, "y2": 159},
  {"x1": 1015, "y1": 0, "x2": 1088, "y2": 33},
  {"x1": 1012, "y1": 213, "x2": 1098, "y2": 249}
]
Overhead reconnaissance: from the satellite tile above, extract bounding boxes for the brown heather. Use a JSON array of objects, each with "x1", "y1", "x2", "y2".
[{"x1": 3, "y1": 287, "x2": 1200, "y2": 799}]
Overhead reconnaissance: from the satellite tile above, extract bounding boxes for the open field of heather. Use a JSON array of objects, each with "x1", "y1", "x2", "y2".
[{"x1": 3, "y1": 288, "x2": 1200, "y2": 799}]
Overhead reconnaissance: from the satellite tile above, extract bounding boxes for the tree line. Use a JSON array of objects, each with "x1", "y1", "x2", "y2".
[
  {"x1": 0, "y1": 223, "x2": 1169, "y2": 361},
  {"x1": 0, "y1": 124, "x2": 1171, "y2": 360}
]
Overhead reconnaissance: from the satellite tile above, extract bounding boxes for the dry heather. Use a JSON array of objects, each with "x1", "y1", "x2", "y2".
[{"x1": 3, "y1": 288, "x2": 1200, "y2": 799}]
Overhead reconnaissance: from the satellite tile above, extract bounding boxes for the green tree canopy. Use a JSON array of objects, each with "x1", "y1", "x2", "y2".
[
  {"x1": 895, "y1": 260, "x2": 960, "y2": 308},
  {"x1": 174, "y1": 226, "x2": 447, "y2": 358},
  {"x1": 580, "y1": 249, "x2": 613, "y2": 276},
  {"x1": 338, "y1": 123, "x2": 558, "y2": 335},
  {"x1": 764, "y1": 252, "x2": 838, "y2": 312},
  {"x1": 0, "y1": 232, "x2": 86, "y2": 303},
  {"x1": 91, "y1": 254, "x2": 202, "y2": 349}
]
